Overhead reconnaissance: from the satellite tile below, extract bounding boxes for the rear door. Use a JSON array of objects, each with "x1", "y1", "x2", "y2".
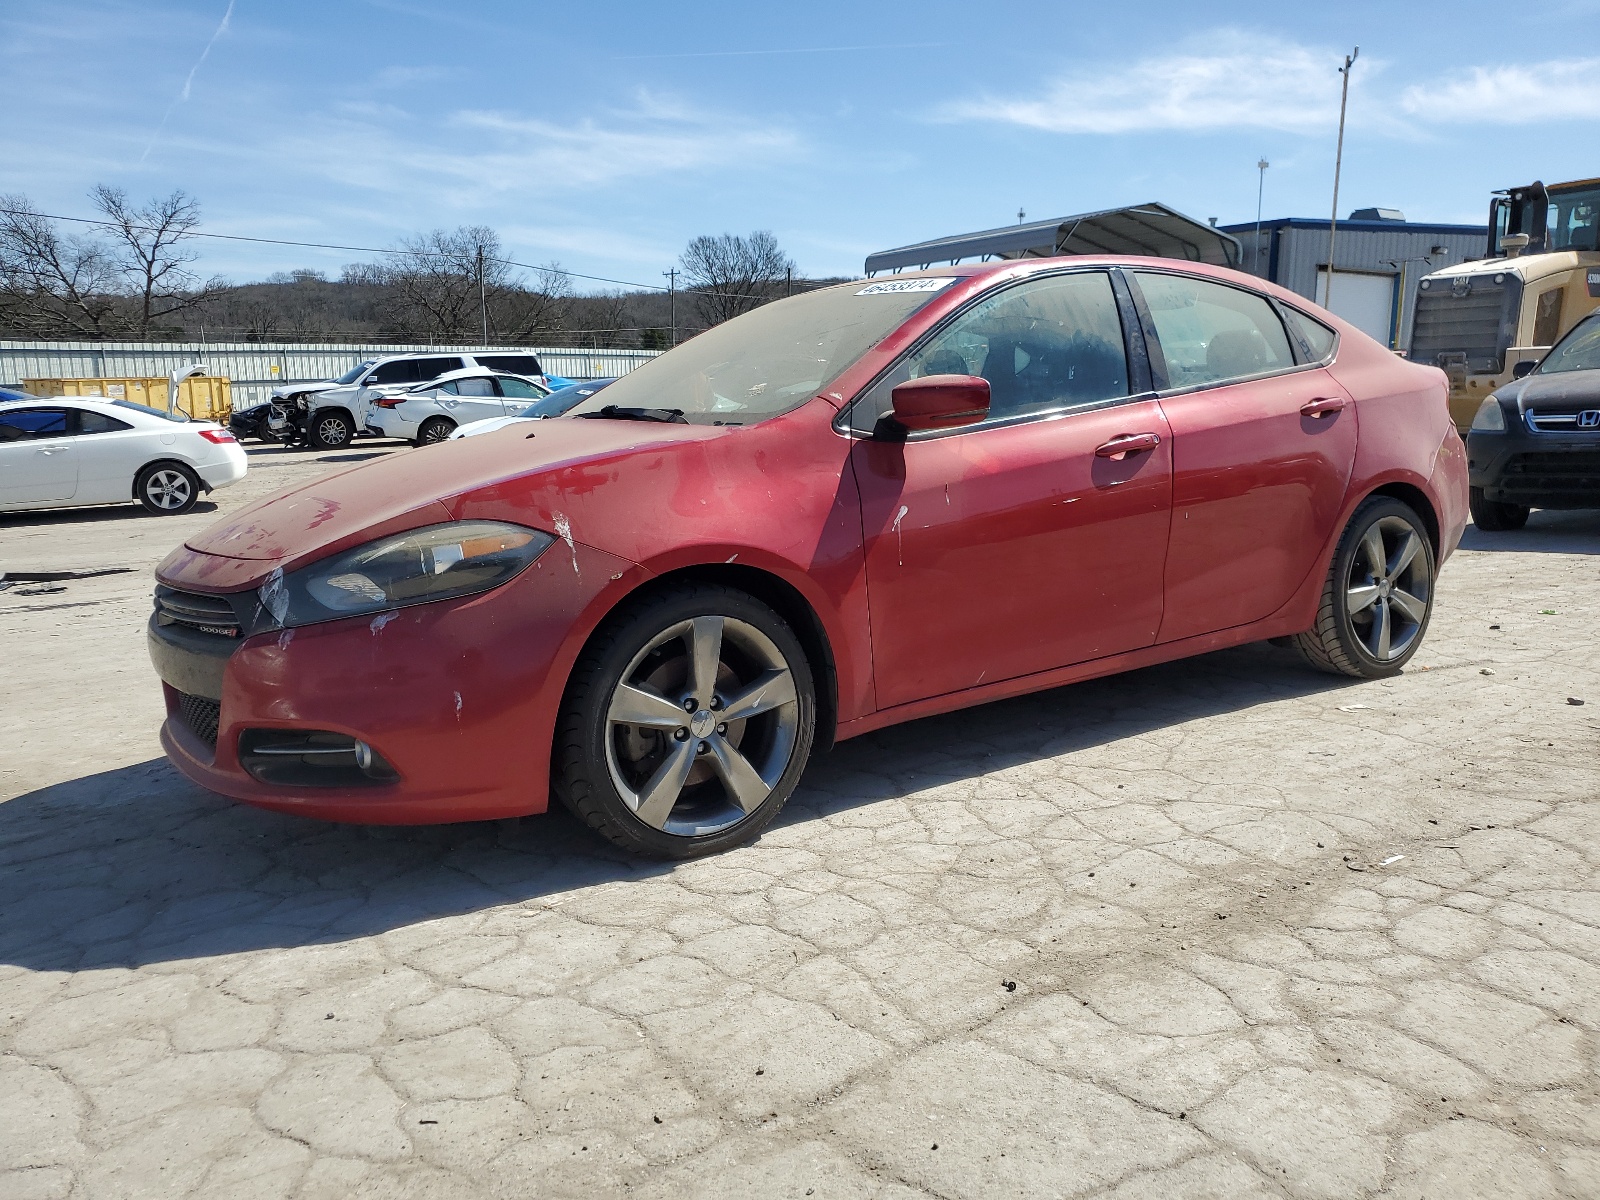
[
  {"x1": 1128, "y1": 271, "x2": 1357, "y2": 643},
  {"x1": 0, "y1": 407, "x2": 78, "y2": 504},
  {"x1": 449, "y1": 376, "x2": 503, "y2": 423}
]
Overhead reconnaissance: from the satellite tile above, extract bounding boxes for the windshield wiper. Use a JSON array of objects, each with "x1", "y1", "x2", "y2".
[{"x1": 578, "y1": 405, "x2": 688, "y2": 424}]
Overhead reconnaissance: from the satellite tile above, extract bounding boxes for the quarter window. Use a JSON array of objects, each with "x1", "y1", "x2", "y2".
[
  {"x1": 1281, "y1": 306, "x2": 1338, "y2": 361},
  {"x1": 853, "y1": 271, "x2": 1131, "y2": 431},
  {"x1": 77, "y1": 410, "x2": 134, "y2": 434},
  {"x1": 1134, "y1": 272, "x2": 1295, "y2": 389}
]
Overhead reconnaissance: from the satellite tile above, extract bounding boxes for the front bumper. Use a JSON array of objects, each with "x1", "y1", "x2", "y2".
[
  {"x1": 149, "y1": 540, "x2": 649, "y2": 824},
  {"x1": 1467, "y1": 426, "x2": 1600, "y2": 509}
]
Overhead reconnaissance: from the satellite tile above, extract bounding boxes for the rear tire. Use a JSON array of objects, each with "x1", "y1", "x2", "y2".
[
  {"x1": 417, "y1": 417, "x2": 455, "y2": 445},
  {"x1": 311, "y1": 411, "x2": 354, "y2": 450},
  {"x1": 135, "y1": 462, "x2": 201, "y2": 515},
  {"x1": 1294, "y1": 496, "x2": 1436, "y2": 679},
  {"x1": 1468, "y1": 486, "x2": 1529, "y2": 532},
  {"x1": 555, "y1": 583, "x2": 815, "y2": 859}
]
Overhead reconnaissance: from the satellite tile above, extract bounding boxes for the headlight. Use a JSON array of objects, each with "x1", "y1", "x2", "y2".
[
  {"x1": 1470, "y1": 398, "x2": 1507, "y2": 432},
  {"x1": 261, "y1": 521, "x2": 554, "y2": 628}
]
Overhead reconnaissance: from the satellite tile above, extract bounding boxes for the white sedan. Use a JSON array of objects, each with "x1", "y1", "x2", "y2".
[
  {"x1": 363, "y1": 368, "x2": 550, "y2": 445},
  {"x1": 0, "y1": 396, "x2": 247, "y2": 516}
]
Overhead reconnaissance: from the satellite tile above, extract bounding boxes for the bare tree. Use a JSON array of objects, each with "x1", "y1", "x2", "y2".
[
  {"x1": 376, "y1": 229, "x2": 570, "y2": 341},
  {"x1": 680, "y1": 231, "x2": 795, "y2": 326},
  {"x1": 0, "y1": 195, "x2": 122, "y2": 337},
  {"x1": 91, "y1": 186, "x2": 226, "y2": 333}
]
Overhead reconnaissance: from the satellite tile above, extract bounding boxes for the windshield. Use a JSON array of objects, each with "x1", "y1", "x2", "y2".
[
  {"x1": 112, "y1": 399, "x2": 189, "y2": 422},
  {"x1": 1547, "y1": 184, "x2": 1600, "y2": 253},
  {"x1": 1538, "y1": 313, "x2": 1600, "y2": 374},
  {"x1": 521, "y1": 379, "x2": 613, "y2": 418},
  {"x1": 335, "y1": 361, "x2": 376, "y2": 385},
  {"x1": 564, "y1": 280, "x2": 958, "y2": 424}
]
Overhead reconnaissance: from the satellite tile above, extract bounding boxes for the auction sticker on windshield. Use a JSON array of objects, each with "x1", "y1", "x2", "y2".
[{"x1": 855, "y1": 278, "x2": 957, "y2": 296}]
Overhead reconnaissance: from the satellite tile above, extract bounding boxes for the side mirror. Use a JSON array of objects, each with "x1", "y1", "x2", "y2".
[
  {"x1": 1512, "y1": 360, "x2": 1537, "y2": 379},
  {"x1": 885, "y1": 374, "x2": 991, "y2": 434}
]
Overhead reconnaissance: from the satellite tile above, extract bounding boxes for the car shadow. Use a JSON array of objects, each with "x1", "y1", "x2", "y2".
[
  {"x1": 0, "y1": 642, "x2": 1358, "y2": 975},
  {"x1": 0, "y1": 500, "x2": 220, "y2": 528},
  {"x1": 1458, "y1": 509, "x2": 1600, "y2": 555}
]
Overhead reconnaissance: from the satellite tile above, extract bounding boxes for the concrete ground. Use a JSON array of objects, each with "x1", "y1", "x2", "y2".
[{"x1": 2, "y1": 440, "x2": 1598, "y2": 1200}]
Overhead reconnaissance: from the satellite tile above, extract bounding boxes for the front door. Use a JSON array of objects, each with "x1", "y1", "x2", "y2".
[
  {"x1": 1128, "y1": 271, "x2": 1358, "y2": 642},
  {"x1": 849, "y1": 270, "x2": 1174, "y2": 710},
  {"x1": 0, "y1": 407, "x2": 79, "y2": 503}
]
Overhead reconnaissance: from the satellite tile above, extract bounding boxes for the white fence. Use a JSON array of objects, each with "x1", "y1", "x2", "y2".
[{"x1": 0, "y1": 340, "x2": 661, "y2": 406}]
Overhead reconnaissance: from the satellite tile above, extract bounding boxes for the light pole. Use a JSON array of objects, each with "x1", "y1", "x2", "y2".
[
  {"x1": 663, "y1": 268, "x2": 677, "y2": 346},
  {"x1": 1323, "y1": 46, "x2": 1359, "y2": 310},
  {"x1": 476, "y1": 245, "x2": 488, "y2": 348},
  {"x1": 1254, "y1": 158, "x2": 1269, "y2": 276}
]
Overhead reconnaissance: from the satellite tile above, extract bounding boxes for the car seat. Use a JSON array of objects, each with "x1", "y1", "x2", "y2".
[{"x1": 1205, "y1": 329, "x2": 1272, "y2": 380}]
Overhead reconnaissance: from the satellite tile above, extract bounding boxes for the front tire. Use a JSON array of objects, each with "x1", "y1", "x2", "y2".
[
  {"x1": 417, "y1": 417, "x2": 455, "y2": 445},
  {"x1": 1294, "y1": 496, "x2": 1436, "y2": 678},
  {"x1": 135, "y1": 462, "x2": 201, "y2": 515},
  {"x1": 311, "y1": 411, "x2": 354, "y2": 450},
  {"x1": 1468, "y1": 486, "x2": 1529, "y2": 532},
  {"x1": 555, "y1": 583, "x2": 816, "y2": 858}
]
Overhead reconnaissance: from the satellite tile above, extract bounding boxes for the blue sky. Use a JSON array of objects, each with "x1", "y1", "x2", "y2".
[{"x1": 6, "y1": 0, "x2": 1599, "y2": 291}]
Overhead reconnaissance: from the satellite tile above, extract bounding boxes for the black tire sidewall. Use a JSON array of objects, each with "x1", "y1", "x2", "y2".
[
  {"x1": 419, "y1": 418, "x2": 455, "y2": 444},
  {"x1": 1331, "y1": 498, "x2": 1436, "y2": 675},
  {"x1": 136, "y1": 462, "x2": 200, "y2": 515},
  {"x1": 1468, "y1": 486, "x2": 1529, "y2": 532},
  {"x1": 559, "y1": 585, "x2": 816, "y2": 859}
]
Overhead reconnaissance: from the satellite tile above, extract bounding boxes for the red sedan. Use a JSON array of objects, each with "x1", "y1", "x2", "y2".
[{"x1": 148, "y1": 258, "x2": 1468, "y2": 857}]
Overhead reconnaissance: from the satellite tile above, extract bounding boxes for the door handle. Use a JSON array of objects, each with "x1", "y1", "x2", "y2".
[
  {"x1": 1094, "y1": 432, "x2": 1162, "y2": 458},
  {"x1": 1300, "y1": 396, "x2": 1347, "y2": 418}
]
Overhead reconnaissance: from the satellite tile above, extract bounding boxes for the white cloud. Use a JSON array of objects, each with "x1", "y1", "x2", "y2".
[
  {"x1": 939, "y1": 36, "x2": 1360, "y2": 135},
  {"x1": 1400, "y1": 58, "x2": 1600, "y2": 123}
]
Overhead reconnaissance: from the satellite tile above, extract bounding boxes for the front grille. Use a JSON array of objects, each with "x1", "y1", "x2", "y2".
[
  {"x1": 155, "y1": 585, "x2": 241, "y2": 638},
  {"x1": 1498, "y1": 450, "x2": 1600, "y2": 499},
  {"x1": 1527, "y1": 409, "x2": 1600, "y2": 432},
  {"x1": 178, "y1": 692, "x2": 221, "y2": 748},
  {"x1": 1408, "y1": 277, "x2": 1522, "y2": 375}
]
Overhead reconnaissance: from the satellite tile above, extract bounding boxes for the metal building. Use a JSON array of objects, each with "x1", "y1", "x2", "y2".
[
  {"x1": 865, "y1": 203, "x2": 1240, "y2": 276},
  {"x1": 1221, "y1": 212, "x2": 1488, "y2": 350}
]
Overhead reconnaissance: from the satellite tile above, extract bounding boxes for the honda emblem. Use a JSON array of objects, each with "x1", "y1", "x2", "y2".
[{"x1": 1579, "y1": 410, "x2": 1600, "y2": 429}]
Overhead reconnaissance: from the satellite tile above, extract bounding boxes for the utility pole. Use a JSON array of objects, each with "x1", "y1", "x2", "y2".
[
  {"x1": 476, "y1": 245, "x2": 488, "y2": 347},
  {"x1": 1254, "y1": 158, "x2": 1270, "y2": 276},
  {"x1": 1018, "y1": 207, "x2": 1025, "y2": 224},
  {"x1": 785, "y1": 266, "x2": 792, "y2": 298},
  {"x1": 1323, "y1": 47, "x2": 1359, "y2": 310},
  {"x1": 663, "y1": 268, "x2": 677, "y2": 346}
]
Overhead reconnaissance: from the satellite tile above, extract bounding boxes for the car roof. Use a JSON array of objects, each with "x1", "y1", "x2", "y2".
[
  {"x1": 416, "y1": 366, "x2": 542, "y2": 387},
  {"x1": 366, "y1": 349, "x2": 542, "y2": 365}
]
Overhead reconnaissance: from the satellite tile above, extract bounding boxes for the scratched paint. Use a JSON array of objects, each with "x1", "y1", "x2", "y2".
[
  {"x1": 552, "y1": 513, "x2": 580, "y2": 576},
  {"x1": 892, "y1": 505, "x2": 909, "y2": 566},
  {"x1": 370, "y1": 611, "x2": 397, "y2": 634}
]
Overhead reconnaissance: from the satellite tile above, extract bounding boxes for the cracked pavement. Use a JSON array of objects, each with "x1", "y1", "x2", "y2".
[{"x1": 3, "y1": 444, "x2": 1598, "y2": 1198}]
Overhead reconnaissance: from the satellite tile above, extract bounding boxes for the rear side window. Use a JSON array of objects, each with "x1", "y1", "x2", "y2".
[
  {"x1": 413, "y1": 357, "x2": 464, "y2": 382},
  {"x1": 78, "y1": 410, "x2": 134, "y2": 434},
  {"x1": 0, "y1": 408, "x2": 70, "y2": 440},
  {"x1": 476, "y1": 354, "x2": 542, "y2": 375},
  {"x1": 1134, "y1": 272, "x2": 1295, "y2": 389},
  {"x1": 1281, "y1": 307, "x2": 1338, "y2": 361},
  {"x1": 455, "y1": 378, "x2": 496, "y2": 397}
]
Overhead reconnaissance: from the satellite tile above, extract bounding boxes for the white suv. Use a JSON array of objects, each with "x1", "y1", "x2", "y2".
[{"x1": 299, "y1": 351, "x2": 547, "y2": 448}]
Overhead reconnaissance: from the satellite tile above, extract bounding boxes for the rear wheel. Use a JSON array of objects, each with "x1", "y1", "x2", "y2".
[
  {"x1": 1469, "y1": 486, "x2": 1529, "y2": 532},
  {"x1": 135, "y1": 462, "x2": 201, "y2": 515},
  {"x1": 417, "y1": 417, "x2": 455, "y2": 445},
  {"x1": 556, "y1": 583, "x2": 815, "y2": 858},
  {"x1": 311, "y1": 411, "x2": 354, "y2": 450},
  {"x1": 1294, "y1": 496, "x2": 1435, "y2": 678}
]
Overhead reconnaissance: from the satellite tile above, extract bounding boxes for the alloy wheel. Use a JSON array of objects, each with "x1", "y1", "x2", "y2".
[
  {"x1": 144, "y1": 469, "x2": 193, "y2": 511},
  {"x1": 1344, "y1": 515, "x2": 1431, "y2": 661},
  {"x1": 315, "y1": 416, "x2": 351, "y2": 447},
  {"x1": 603, "y1": 615, "x2": 800, "y2": 837}
]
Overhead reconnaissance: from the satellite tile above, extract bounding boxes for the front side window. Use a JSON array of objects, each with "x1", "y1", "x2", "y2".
[
  {"x1": 368, "y1": 359, "x2": 418, "y2": 385},
  {"x1": 1135, "y1": 272, "x2": 1295, "y2": 389},
  {"x1": 1546, "y1": 185, "x2": 1600, "y2": 253},
  {"x1": 850, "y1": 271, "x2": 1131, "y2": 432},
  {"x1": 0, "y1": 408, "x2": 70, "y2": 440},
  {"x1": 1538, "y1": 314, "x2": 1600, "y2": 375},
  {"x1": 497, "y1": 377, "x2": 543, "y2": 399}
]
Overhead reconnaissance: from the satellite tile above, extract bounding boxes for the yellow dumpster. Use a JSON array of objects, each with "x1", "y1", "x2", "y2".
[{"x1": 20, "y1": 376, "x2": 232, "y2": 421}]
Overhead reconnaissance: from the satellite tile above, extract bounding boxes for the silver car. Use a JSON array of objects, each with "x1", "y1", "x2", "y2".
[{"x1": 362, "y1": 367, "x2": 550, "y2": 445}]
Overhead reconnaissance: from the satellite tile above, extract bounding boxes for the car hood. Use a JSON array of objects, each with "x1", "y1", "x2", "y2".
[
  {"x1": 1498, "y1": 370, "x2": 1600, "y2": 408},
  {"x1": 270, "y1": 380, "x2": 341, "y2": 401},
  {"x1": 163, "y1": 417, "x2": 727, "y2": 589}
]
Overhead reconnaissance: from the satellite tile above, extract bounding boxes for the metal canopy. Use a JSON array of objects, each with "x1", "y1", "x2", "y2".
[{"x1": 864, "y1": 202, "x2": 1241, "y2": 276}]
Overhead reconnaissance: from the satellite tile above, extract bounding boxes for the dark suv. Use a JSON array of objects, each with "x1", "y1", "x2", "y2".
[{"x1": 1467, "y1": 311, "x2": 1600, "y2": 530}]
